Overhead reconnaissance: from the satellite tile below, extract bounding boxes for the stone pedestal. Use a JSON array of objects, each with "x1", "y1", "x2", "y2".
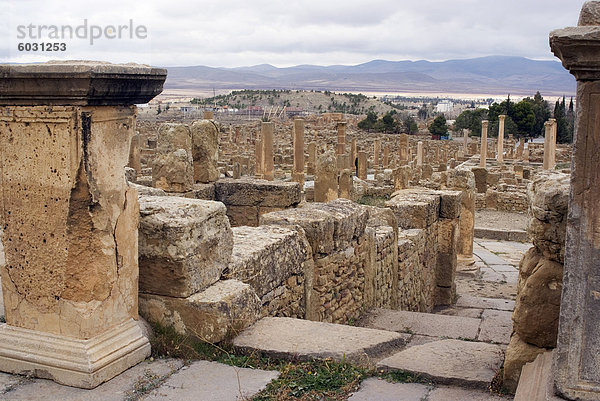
[
  {"x1": 292, "y1": 118, "x2": 305, "y2": 186},
  {"x1": 0, "y1": 61, "x2": 166, "y2": 388},
  {"x1": 498, "y1": 115, "x2": 506, "y2": 163},
  {"x1": 550, "y1": 4, "x2": 600, "y2": 399},
  {"x1": 480, "y1": 121, "x2": 489, "y2": 167}
]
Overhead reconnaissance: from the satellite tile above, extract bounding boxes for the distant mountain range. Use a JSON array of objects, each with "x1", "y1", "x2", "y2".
[{"x1": 163, "y1": 56, "x2": 576, "y2": 96}]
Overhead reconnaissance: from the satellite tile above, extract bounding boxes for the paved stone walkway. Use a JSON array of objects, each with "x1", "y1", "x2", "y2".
[{"x1": 0, "y1": 238, "x2": 524, "y2": 400}]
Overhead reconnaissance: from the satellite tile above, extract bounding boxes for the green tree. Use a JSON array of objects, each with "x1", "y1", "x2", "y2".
[
  {"x1": 522, "y1": 92, "x2": 551, "y2": 138},
  {"x1": 358, "y1": 111, "x2": 378, "y2": 131},
  {"x1": 554, "y1": 97, "x2": 572, "y2": 143},
  {"x1": 402, "y1": 115, "x2": 418, "y2": 134},
  {"x1": 454, "y1": 109, "x2": 487, "y2": 136},
  {"x1": 428, "y1": 115, "x2": 448, "y2": 135}
]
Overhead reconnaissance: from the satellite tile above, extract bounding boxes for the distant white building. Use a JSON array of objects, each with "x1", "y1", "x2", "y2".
[{"x1": 435, "y1": 100, "x2": 454, "y2": 113}]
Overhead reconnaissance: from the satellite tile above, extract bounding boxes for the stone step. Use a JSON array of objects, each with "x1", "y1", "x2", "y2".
[
  {"x1": 233, "y1": 317, "x2": 409, "y2": 366},
  {"x1": 360, "y1": 308, "x2": 481, "y2": 340},
  {"x1": 377, "y1": 339, "x2": 504, "y2": 389}
]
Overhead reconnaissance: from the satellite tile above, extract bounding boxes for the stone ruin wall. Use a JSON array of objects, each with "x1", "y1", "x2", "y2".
[{"x1": 502, "y1": 171, "x2": 569, "y2": 393}]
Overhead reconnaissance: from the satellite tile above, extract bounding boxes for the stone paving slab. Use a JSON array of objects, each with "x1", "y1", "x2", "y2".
[
  {"x1": 477, "y1": 309, "x2": 513, "y2": 344},
  {"x1": 488, "y1": 264, "x2": 518, "y2": 273},
  {"x1": 481, "y1": 268, "x2": 507, "y2": 283},
  {"x1": 455, "y1": 295, "x2": 515, "y2": 311},
  {"x1": 363, "y1": 308, "x2": 480, "y2": 340},
  {"x1": 434, "y1": 306, "x2": 483, "y2": 319},
  {"x1": 377, "y1": 339, "x2": 504, "y2": 389},
  {"x1": 428, "y1": 385, "x2": 512, "y2": 400},
  {"x1": 348, "y1": 378, "x2": 430, "y2": 401},
  {"x1": 473, "y1": 248, "x2": 512, "y2": 266},
  {"x1": 141, "y1": 360, "x2": 278, "y2": 401},
  {"x1": 233, "y1": 317, "x2": 409, "y2": 365},
  {"x1": 2, "y1": 358, "x2": 184, "y2": 401}
]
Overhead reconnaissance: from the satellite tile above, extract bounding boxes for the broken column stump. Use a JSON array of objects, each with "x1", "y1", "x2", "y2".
[{"x1": 0, "y1": 61, "x2": 166, "y2": 388}]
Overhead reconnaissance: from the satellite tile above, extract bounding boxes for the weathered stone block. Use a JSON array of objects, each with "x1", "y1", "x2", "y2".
[
  {"x1": 438, "y1": 190, "x2": 463, "y2": 219},
  {"x1": 191, "y1": 120, "x2": 220, "y2": 183},
  {"x1": 152, "y1": 124, "x2": 193, "y2": 193},
  {"x1": 503, "y1": 333, "x2": 547, "y2": 394},
  {"x1": 227, "y1": 225, "x2": 310, "y2": 314},
  {"x1": 261, "y1": 208, "x2": 335, "y2": 255},
  {"x1": 215, "y1": 178, "x2": 301, "y2": 207},
  {"x1": 139, "y1": 279, "x2": 260, "y2": 343},
  {"x1": 386, "y1": 189, "x2": 440, "y2": 229},
  {"x1": 139, "y1": 196, "x2": 233, "y2": 297}
]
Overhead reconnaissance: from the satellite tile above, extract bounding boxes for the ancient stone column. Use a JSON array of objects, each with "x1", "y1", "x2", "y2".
[
  {"x1": 497, "y1": 114, "x2": 506, "y2": 163},
  {"x1": 307, "y1": 142, "x2": 317, "y2": 175},
  {"x1": 463, "y1": 129, "x2": 469, "y2": 153},
  {"x1": 383, "y1": 146, "x2": 390, "y2": 169},
  {"x1": 374, "y1": 139, "x2": 381, "y2": 169},
  {"x1": 128, "y1": 132, "x2": 142, "y2": 172},
  {"x1": 399, "y1": 134, "x2": 409, "y2": 164},
  {"x1": 357, "y1": 151, "x2": 367, "y2": 180},
  {"x1": 551, "y1": 5, "x2": 600, "y2": 399},
  {"x1": 261, "y1": 121, "x2": 274, "y2": 181},
  {"x1": 543, "y1": 118, "x2": 558, "y2": 170},
  {"x1": 416, "y1": 141, "x2": 424, "y2": 166},
  {"x1": 0, "y1": 61, "x2": 166, "y2": 388},
  {"x1": 336, "y1": 121, "x2": 346, "y2": 155},
  {"x1": 480, "y1": 120, "x2": 489, "y2": 167},
  {"x1": 292, "y1": 118, "x2": 305, "y2": 186},
  {"x1": 351, "y1": 137, "x2": 357, "y2": 174},
  {"x1": 255, "y1": 138, "x2": 263, "y2": 179}
]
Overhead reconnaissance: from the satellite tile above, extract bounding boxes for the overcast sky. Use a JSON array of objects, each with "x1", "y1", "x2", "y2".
[{"x1": 1, "y1": 0, "x2": 587, "y2": 68}]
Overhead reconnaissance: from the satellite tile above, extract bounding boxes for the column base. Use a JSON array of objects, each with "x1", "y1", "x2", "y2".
[{"x1": 0, "y1": 318, "x2": 150, "y2": 389}]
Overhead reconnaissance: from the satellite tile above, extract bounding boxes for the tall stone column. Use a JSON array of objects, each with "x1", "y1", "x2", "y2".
[
  {"x1": 543, "y1": 118, "x2": 557, "y2": 170},
  {"x1": 498, "y1": 114, "x2": 506, "y2": 163},
  {"x1": 255, "y1": 138, "x2": 263, "y2": 178},
  {"x1": 551, "y1": 4, "x2": 600, "y2": 399},
  {"x1": 383, "y1": 146, "x2": 390, "y2": 169},
  {"x1": 350, "y1": 137, "x2": 357, "y2": 173},
  {"x1": 463, "y1": 129, "x2": 469, "y2": 153},
  {"x1": 480, "y1": 120, "x2": 489, "y2": 167},
  {"x1": 336, "y1": 121, "x2": 346, "y2": 155},
  {"x1": 0, "y1": 62, "x2": 166, "y2": 388},
  {"x1": 374, "y1": 139, "x2": 381, "y2": 169},
  {"x1": 357, "y1": 151, "x2": 367, "y2": 180},
  {"x1": 292, "y1": 118, "x2": 305, "y2": 186},
  {"x1": 399, "y1": 134, "x2": 409, "y2": 164},
  {"x1": 261, "y1": 121, "x2": 274, "y2": 181},
  {"x1": 416, "y1": 141, "x2": 424, "y2": 166},
  {"x1": 307, "y1": 142, "x2": 316, "y2": 175}
]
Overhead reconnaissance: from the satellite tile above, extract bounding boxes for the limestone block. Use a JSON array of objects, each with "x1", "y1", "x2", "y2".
[
  {"x1": 512, "y1": 254, "x2": 563, "y2": 348},
  {"x1": 503, "y1": 333, "x2": 547, "y2": 394},
  {"x1": 228, "y1": 225, "x2": 310, "y2": 299},
  {"x1": 385, "y1": 189, "x2": 440, "y2": 229},
  {"x1": 261, "y1": 208, "x2": 335, "y2": 255},
  {"x1": 181, "y1": 182, "x2": 216, "y2": 201},
  {"x1": 138, "y1": 196, "x2": 232, "y2": 297},
  {"x1": 438, "y1": 190, "x2": 462, "y2": 219},
  {"x1": 226, "y1": 205, "x2": 259, "y2": 227},
  {"x1": 314, "y1": 150, "x2": 338, "y2": 202},
  {"x1": 130, "y1": 182, "x2": 167, "y2": 197},
  {"x1": 393, "y1": 166, "x2": 411, "y2": 190},
  {"x1": 191, "y1": 120, "x2": 220, "y2": 183},
  {"x1": 139, "y1": 280, "x2": 260, "y2": 343},
  {"x1": 472, "y1": 167, "x2": 488, "y2": 193},
  {"x1": 305, "y1": 199, "x2": 369, "y2": 251},
  {"x1": 152, "y1": 124, "x2": 193, "y2": 193},
  {"x1": 215, "y1": 178, "x2": 301, "y2": 207}
]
